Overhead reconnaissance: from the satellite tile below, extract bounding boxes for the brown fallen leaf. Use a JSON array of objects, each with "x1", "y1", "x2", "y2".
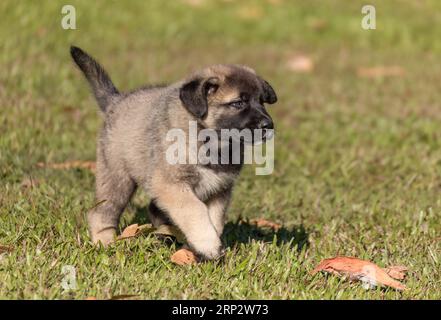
[
  {"x1": 171, "y1": 248, "x2": 198, "y2": 265},
  {"x1": 117, "y1": 223, "x2": 155, "y2": 240},
  {"x1": 21, "y1": 177, "x2": 40, "y2": 189},
  {"x1": 37, "y1": 161, "x2": 96, "y2": 173},
  {"x1": 62, "y1": 106, "x2": 84, "y2": 123},
  {"x1": 85, "y1": 297, "x2": 97, "y2": 300},
  {"x1": 357, "y1": 66, "x2": 405, "y2": 78},
  {"x1": 35, "y1": 27, "x2": 48, "y2": 38},
  {"x1": 116, "y1": 223, "x2": 185, "y2": 243},
  {"x1": 286, "y1": 55, "x2": 314, "y2": 73},
  {"x1": 249, "y1": 218, "x2": 282, "y2": 231},
  {"x1": 153, "y1": 224, "x2": 186, "y2": 244},
  {"x1": 384, "y1": 265, "x2": 408, "y2": 280},
  {"x1": 307, "y1": 18, "x2": 328, "y2": 31},
  {"x1": 0, "y1": 245, "x2": 13, "y2": 254},
  {"x1": 312, "y1": 256, "x2": 407, "y2": 291}
]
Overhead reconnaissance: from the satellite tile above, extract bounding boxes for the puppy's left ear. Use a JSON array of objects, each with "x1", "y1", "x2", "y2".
[
  {"x1": 179, "y1": 77, "x2": 219, "y2": 118},
  {"x1": 258, "y1": 77, "x2": 277, "y2": 104}
]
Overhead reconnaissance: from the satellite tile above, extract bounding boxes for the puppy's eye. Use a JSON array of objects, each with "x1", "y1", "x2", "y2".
[{"x1": 229, "y1": 100, "x2": 246, "y2": 109}]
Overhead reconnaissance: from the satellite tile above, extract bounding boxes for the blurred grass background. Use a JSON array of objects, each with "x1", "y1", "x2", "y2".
[{"x1": 0, "y1": 0, "x2": 440, "y2": 299}]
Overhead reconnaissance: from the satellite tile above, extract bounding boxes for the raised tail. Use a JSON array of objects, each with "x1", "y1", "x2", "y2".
[{"x1": 70, "y1": 46, "x2": 119, "y2": 112}]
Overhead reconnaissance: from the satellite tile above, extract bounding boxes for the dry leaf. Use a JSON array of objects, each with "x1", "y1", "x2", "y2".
[
  {"x1": 249, "y1": 218, "x2": 282, "y2": 231},
  {"x1": 21, "y1": 177, "x2": 39, "y2": 188},
  {"x1": 85, "y1": 297, "x2": 97, "y2": 300},
  {"x1": 384, "y1": 265, "x2": 408, "y2": 280},
  {"x1": 116, "y1": 223, "x2": 185, "y2": 243},
  {"x1": 37, "y1": 161, "x2": 96, "y2": 173},
  {"x1": 62, "y1": 106, "x2": 84, "y2": 122},
  {"x1": 357, "y1": 66, "x2": 405, "y2": 78},
  {"x1": 307, "y1": 18, "x2": 328, "y2": 31},
  {"x1": 118, "y1": 224, "x2": 140, "y2": 239},
  {"x1": 171, "y1": 248, "x2": 198, "y2": 265},
  {"x1": 35, "y1": 27, "x2": 48, "y2": 38},
  {"x1": 312, "y1": 256, "x2": 407, "y2": 291},
  {"x1": 153, "y1": 225, "x2": 186, "y2": 244},
  {"x1": 286, "y1": 55, "x2": 314, "y2": 73},
  {"x1": 117, "y1": 223, "x2": 155, "y2": 240},
  {"x1": 0, "y1": 245, "x2": 13, "y2": 254}
]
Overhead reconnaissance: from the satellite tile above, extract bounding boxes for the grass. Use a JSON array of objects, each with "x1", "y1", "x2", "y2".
[{"x1": 1, "y1": 0, "x2": 440, "y2": 299}]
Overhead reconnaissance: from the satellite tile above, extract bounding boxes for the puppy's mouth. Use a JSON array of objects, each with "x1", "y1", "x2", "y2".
[
  {"x1": 262, "y1": 128, "x2": 274, "y2": 140},
  {"x1": 251, "y1": 128, "x2": 274, "y2": 145},
  {"x1": 238, "y1": 128, "x2": 274, "y2": 145}
]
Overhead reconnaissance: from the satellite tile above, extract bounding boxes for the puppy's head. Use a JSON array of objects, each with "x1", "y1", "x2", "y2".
[{"x1": 179, "y1": 65, "x2": 277, "y2": 142}]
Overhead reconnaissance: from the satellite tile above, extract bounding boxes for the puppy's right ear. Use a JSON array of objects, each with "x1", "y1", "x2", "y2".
[
  {"x1": 258, "y1": 77, "x2": 277, "y2": 105},
  {"x1": 179, "y1": 77, "x2": 219, "y2": 119}
]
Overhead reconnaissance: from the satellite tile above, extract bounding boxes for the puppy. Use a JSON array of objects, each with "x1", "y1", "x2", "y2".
[{"x1": 70, "y1": 46, "x2": 277, "y2": 260}]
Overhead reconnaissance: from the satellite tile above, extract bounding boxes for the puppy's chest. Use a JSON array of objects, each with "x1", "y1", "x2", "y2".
[{"x1": 193, "y1": 166, "x2": 235, "y2": 201}]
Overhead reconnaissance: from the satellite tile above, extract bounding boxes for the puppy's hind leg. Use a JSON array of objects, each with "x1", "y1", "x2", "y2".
[{"x1": 88, "y1": 163, "x2": 136, "y2": 246}]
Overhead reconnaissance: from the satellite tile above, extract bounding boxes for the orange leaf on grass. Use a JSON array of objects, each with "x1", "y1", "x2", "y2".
[
  {"x1": 153, "y1": 224, "x2": 186, "y2": 244},
  {"x1": 357, "y1": 66, "x2": 405, "y2": 78},
  {"x1": 384, "y1": 265, "x2": 408, "y2": 280},
  {"x1": 171, "y1": 248, "x2": 198, "y2": 265},
  {"x1": 21, "y1": 177, "x2": 40, "y2": 188},
  {"x1": 286, "y1": 55, "x2": 314, "y2": 73},
  {"x1": 249, "y1": 218, "x2": 282, "y2": 231},
  {"x1": 117, "y1": 223, "x2": 185, "y2": 242},
  {"x1": 116, "y1": 224, "x2": 155, "y2": 240},
  {"x1": 312, "y1": 256, "x2": 407, "y2": 291}
]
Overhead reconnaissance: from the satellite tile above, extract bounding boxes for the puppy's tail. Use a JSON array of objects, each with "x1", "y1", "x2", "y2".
[{"x1": 70, "y1": 46, "x2": 119, "y2": 112}]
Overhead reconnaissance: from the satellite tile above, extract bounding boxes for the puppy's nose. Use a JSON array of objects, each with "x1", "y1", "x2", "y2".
[{"x1": 258, "y1": 118, "x2": 274, "y2": 130}]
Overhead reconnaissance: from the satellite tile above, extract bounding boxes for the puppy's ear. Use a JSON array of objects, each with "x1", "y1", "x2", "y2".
[
  {"x1": 179, "y1": 77, "x2": 219, "y2": 118},
  {"x1": 258, "y1": 78, "x2": 277, "y2": 104}
]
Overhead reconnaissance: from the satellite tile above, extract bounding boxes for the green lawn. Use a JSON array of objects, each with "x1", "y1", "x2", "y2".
[{"x1": 1, "y1": 0, "x2": 440, "y2": 299}]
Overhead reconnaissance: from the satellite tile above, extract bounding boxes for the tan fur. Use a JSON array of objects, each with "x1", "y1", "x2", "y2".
[{"x1": 71, "y1": 47, "x2": 276, "y2": 259}]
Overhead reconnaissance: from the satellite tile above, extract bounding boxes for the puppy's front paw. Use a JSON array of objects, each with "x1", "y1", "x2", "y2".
[
  {"x1": 90, "y1": 228, "x2": 116, "y2": 247},
  {"x1": 188, "y1": 235, "x2": 224, "y2": 261}
]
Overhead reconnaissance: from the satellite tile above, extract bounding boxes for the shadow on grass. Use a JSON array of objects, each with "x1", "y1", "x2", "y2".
[
  {"x1": 131, "y1": 205, "x2": 309, "y2": 251},
  {"x1": 130, "y1": 206, "x2": 150, "y2": 225},
  {"x1": 222, "y1": 219, "x2": 309, "y2": 251}
]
